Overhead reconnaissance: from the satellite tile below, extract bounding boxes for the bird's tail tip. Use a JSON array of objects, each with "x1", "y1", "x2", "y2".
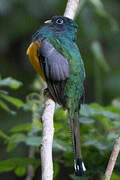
[{"x1": 74, "y1": 158, "x2": 86, "y2": 176}]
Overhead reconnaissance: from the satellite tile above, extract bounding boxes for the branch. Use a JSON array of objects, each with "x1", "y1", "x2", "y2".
[
  {"x1": 64, "y1": 0, "x2": 80, "y2": 19},
  {"x1": 104, "y1": 136, "x2": 120, "y2": 180},
  {"x1": 41, "y1": 97, "x2": 55, "y2": 180},
  {"x1": 26, "y1": 146, "x2": 35, "y2": 180},
  {"x1": 41, "y1": 1, "x2": 80, "y2": 180}
]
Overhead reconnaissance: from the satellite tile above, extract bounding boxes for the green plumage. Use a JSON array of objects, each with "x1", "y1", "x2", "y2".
[
  {"x1": 32, "y1": 16, "x2": 86, "y2": 176},
  {"x1": 48, "y1": 37, "x2": 85, "y2": 108}
]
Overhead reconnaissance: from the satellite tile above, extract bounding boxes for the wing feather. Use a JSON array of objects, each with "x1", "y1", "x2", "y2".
[{"x1": 36, "y1": 39, "x2": 69, "y2": 106}]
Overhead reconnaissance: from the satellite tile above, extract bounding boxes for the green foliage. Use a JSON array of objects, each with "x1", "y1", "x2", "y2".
[
  {"x1": 15, "y1": 167, "x2": 26, "y2": 176},
  {"x1": 0, "y1": 77, "x2": 22, "y2": 89},
  {"x1": 0, "y1": 77, "x2": 24, "y2": 114},
  {"x1": 70, "y1": 174, "x2": 89, "y2": 180},
  {"x1": 0, "y1": 158, "x2": 40, "y2": 176},
  {"x1": 25, "y1": 136, "x2": 41, "y2": 146},
  {"x1": 91, "y1": 41, "x2": 110, "y2": 72},
  {"x1": 53, "y1": 162, "x2": 60, "y2": 179},
  {"x1": 0, "y1": 130, "x2": 9, "y2": 140},
  {"x1": 101, "y1": 173, "x2": 120, "y2": 180},
  {"x1": 110, "y1": 173, "x2": 120, "y2": 180},
  {"x1": 80, "y1": 103, "x2": 120, "y2": 141},
  {"x1": 0, "y1": 94, "x2": 24, "y2": 107},
  {"x1": 0, "y1": 76, "x2": 120, "y2": 179},
  {"x1": 53, "y1": 139, "x2": 72, "y2": 152},
  {"x1": 0, "y1": 0, "x2": 120, "y2": 179},
  {"x1": 0, "y1": 99, "x2": 14, "y2": 114},
  {"x1": 10, "y1": 123, "x2": 33, "y2": 133}
]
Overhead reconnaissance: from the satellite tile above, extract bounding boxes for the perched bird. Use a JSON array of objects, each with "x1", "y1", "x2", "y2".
[{"x1": 27, "y1": 16, "x2": 86, "y2": 176}]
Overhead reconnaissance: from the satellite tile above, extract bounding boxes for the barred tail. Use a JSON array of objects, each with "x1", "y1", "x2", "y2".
[{"x1": 69, "y1": 112, "x2": 86, "y2": 176}]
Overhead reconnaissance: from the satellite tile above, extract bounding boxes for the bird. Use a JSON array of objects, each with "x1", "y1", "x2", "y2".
[{"x1": 27, "y1": 16, "x2": 86, "y2": 176}]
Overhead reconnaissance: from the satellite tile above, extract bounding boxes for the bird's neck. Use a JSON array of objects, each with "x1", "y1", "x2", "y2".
[
  {"x1": 55, "y1": 29, "x2": 76, "y2": 42},
  {"x1": 38, "y1": 26, "x2": 76, "y2": 42}
]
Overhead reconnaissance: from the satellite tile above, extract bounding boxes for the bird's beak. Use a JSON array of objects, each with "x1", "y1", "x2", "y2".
[{"x1": 44, "y1": 20, "x2": 52, "y2": 24}]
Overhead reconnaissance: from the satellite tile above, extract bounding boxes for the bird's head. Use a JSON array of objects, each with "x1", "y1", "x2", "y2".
[{"x1": 44, "y1": 16, "x2": 78, "y2": 41}]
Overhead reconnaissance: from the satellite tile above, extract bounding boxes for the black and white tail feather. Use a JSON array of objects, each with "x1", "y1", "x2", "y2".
[
  {"x1": 69, "y1": 100, "x2": 86, "y2": 176},
  {"x1": 74, "y1": 158, "x2": 86, "y2": 176}
]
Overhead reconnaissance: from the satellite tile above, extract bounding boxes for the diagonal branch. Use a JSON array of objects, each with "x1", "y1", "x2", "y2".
[{"x1": 104, "y1": 136, "x2": 120, "y2": 180}]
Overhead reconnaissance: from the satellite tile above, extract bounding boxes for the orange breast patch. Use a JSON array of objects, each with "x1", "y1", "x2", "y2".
[{"x1": 26, "y1": 40, "x2": 46, "y2": 81}]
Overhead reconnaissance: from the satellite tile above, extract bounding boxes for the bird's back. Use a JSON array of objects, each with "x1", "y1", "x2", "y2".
[{"x1": 46, "y1": 36, "x2": 85, "y2": 110}]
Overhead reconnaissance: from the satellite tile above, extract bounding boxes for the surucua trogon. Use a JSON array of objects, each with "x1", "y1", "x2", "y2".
[{"x1": 27, "y1": 16, "x2": 86, "y2": 176}]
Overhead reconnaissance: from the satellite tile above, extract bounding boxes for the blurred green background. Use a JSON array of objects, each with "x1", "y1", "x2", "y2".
[{"x1": 0, "y1": 0, "x2": 120, "y2": 179}]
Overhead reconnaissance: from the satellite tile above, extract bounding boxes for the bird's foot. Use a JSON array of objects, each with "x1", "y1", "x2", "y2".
[{"x1": 43, "y1": 88, "x2": 54, "y2": 101}]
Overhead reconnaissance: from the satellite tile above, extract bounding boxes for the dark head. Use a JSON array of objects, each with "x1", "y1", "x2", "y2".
[
  {"x1": 45, "y1": 16, "x2": 77, "y2": 30},
  {"x1": 45, "y1": 16, "x2": 78, "y2": 41},
  {"x1": 33, "y1": 16, "x2": 78, "y2": 41}
]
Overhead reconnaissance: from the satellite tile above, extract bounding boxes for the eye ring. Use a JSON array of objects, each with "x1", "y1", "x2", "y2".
[{"x1": 56, "y1": 18, "x2": 63, "y2": 24}]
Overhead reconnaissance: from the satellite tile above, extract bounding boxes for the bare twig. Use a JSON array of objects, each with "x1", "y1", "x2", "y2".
[
  {"x1": 41, "y1": 98, "x2": 55, "y2": 180},
  {"x1": 104, "y1": 136, "x2": 120, "y2": 180},
  {"x1": 26, "y1": 146, "x2": 35, "y2": 180},
  {"x1": 41, "y1": 1, "x2": 80, "y2": 180}
]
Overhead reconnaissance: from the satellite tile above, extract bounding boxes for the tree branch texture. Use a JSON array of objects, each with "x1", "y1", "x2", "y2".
[
  {"x1": 104, "y1": 136, "x2": 120, "y2": 180},
  {"x1": 64, "y1": 0, "x2": 80, "y2": 19},
  {"x1": 41, "y1": 98, "x2": 55, "y2": 180},
  {"x1": 26, "y1": 146, "x2": 35, "y2": 180}
]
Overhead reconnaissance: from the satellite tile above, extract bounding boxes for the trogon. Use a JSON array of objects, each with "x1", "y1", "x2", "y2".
[{"x1": 27, "y1": 16, "x2": 86, "y2": 176}]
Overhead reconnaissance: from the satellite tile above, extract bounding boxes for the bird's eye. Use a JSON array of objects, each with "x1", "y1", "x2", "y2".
[{"x1": 56, "y1": 18, "x2": 63, "y2": 24}]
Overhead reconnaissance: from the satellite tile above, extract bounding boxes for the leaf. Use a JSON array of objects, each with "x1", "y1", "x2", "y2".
[
  {"x1": 0, "y1": 77, "x2": 22, "y2": 89},
  {"x1": 113, "y1": 121, "x2": 120, "y2": 129},
  {"x1": 0, "y1": 99, "x2": 16, "y2": 114},
  {"x1": 7, "y1": 143, "x2": 17, "y2": 152},
  {"x1": 15, "y1": 167, "x2": 26, "y2": 176},
  {"x1": 91, "y1": 41, "x2": 110, "y2": 72},
  {"x1": 53, "y1": 139, "x2": 72, "y2": 152},
  {"x1": 111, "y1": 173, "x2": 120, "y2": 180},
  {"x1": 25, "y1": 136, "x2": 41, "y2": 146},
  {"x1": 79, "y1": 117, "x2": 95, "y2": 124},
  {"x1": 0, "y1": 90, "x2": 8, "y2": 95},
  {"x1": 80, "y1": 104, "x2": 120, "y2": 119},
  {"x1": 93, "y1": 115, "x2": 110, "y2": 131},
  {"x1": 89, "y1": 0, "x2": 108, "y2": 18},
  {"x1": 53, "y1": 163, "x2": 60, "y2": 179},
  {"x1": 0, "y1": 94, "x2": 24, "y2": 107},
  {"x1": 7, "y1": 133, "x2": 27, "y2": 152},
  {"x1": 0, "y1": 99, "x2": 10, "y2": 111},
  {"x1": 90, "y1": 0, "x2": 104, "y2": 9},
  {"x1": 90, "y1": 0, "x2": 119, "y2": 31},
  {"x1": 10, "y1": 123, "x2": 32, "y2": 133},
  {"x1": 105, "y1": 106, "x2": 120, "y2": 114},
  {"x1": 9, "y1": 133, "x2": 27, "y2": 144},
  {"x1": 0, "y1": 130, "x2": 9, "y2": 140},
  {"x1": 70, "y1": 174, "x2": 89, "y2": 180},
  {"x1": 54, "y1": 122, "x2": 64, "y2": 131},
  {"x1": 54, "y1": 108, "x2": 68, "y2": 121},
  {"x1": 91, "y1": 103, "x2": 120, "y2": 119},
  {"x1": 85, "y1": 139, "x2": 109, "y2": 151},
  {"x1": 107, "y1": 133, "x2": 118, "y2": 141},
  {"x1": 0, "y1": 158, "x2": 40, "y2": 173},
  {"x1": 28, "y1": 126, "x2": 41, "y2": 136},
  {"x1": 0, "y1": 159, "x2": 15, "y2": 172}
]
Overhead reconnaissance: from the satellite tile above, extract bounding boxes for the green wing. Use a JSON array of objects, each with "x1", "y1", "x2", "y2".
[{"x1": 47, "y1": 37, "x2": 85, "y2": 108}]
